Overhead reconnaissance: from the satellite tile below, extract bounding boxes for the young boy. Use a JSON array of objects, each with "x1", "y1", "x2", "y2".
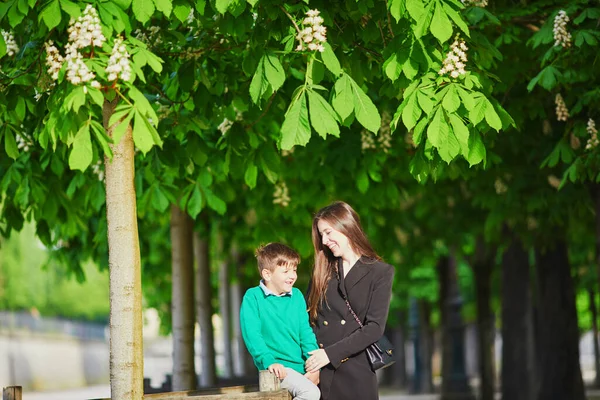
[{"x1": 240, "y1": 243, "x2": 320, "y2": 400}]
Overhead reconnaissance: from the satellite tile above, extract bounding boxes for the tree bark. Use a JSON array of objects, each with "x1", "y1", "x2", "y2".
[
  {"x1": 103, "y1": 99, "x2": 143, "y2": 400},
  {"x1": 170, "y1": 205, "x2": 196, "y2": 390},
  {"x1": 230, "y1": 246, "x2": 249, "y2": 377},
  {"x1": 218, "y1": 233, "x2": 233, "y2": 378},
  {"x1": 390, "y1": 310, "x2": 407, "y2": 389},
  {"x1": 588, "y1": 288, "x2": 600, "y2": 388},
  {"x1": 472, "y1": 238, "x2": 495, "y2": 400},
  {"x1": 418, "y1": 300, "x2": 433, "y2": 393},
  {"x1": 535, "y1": 240, "x2": 585, "y2": 400},
  {"x1": 501, "y1": 231, "x2": 534, "y2": 400},
  {"x1": 593, "y1": 183, "x2": 600, "y2": 387},
  {"x1": 194, "y1": 231, "x2": 217, "y2": 387}
]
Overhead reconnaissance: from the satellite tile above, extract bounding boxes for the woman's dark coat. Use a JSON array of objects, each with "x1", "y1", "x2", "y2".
[{"x1": 312, "y1": 257, "x2": 394, "y2": 400}]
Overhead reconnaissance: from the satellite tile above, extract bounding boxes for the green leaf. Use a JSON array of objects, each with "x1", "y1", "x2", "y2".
[
  {"x1": 15, "y1": 97, "x2": 25, "y2": 121},
  {"x1": 427, "y1": 109, "x2": 448, "y2": 151},
  {"x1": 87, "y1": 87, "x2": 105, "y2": 108},
  {"x1": 350, "y1": 78, "x2": 381, "y2": 133},
  {"x1": 469, "y1": 95, "x2": 487, "y2": 125},
  {"x1": 244, "y1": 163, "x2": 257, "y2": 189},
  {"x1": 485, "y1": 101, "x2": 502, "y2": 131},
  {"x1": 405, "y1": 0, "x2": 425, "y2": 21},
  {"x1": 466, "y1": 132, "x2": 485, "y2": 166},
  {"x1": 321, "y1": 42, "x2": 341, "y2": 76},
  {"x1": 384, "y1": 53, "x2": 403, "y2": 82},
  {"x1": 111, "y1": 111, "x2": 133, "y2": 146},
  {"x1": 69, "y1": 124, "x2": 93, "y2": 171},
  {"x1": 195, "y1": 0, "x2": 206, "y2": 14},
  {"x1": 413, "y1": 117, "x2": 428, "y2": 146},
  {"x1": 129, "y1": 86, "x2": 159, "y2": 123},
  {"x1": 187, "y1": 185, "x2": 203, "y2": 219},
  {"x1": 204, "y1": 187, "x2": 226, "y2": 215},
  {"x1": 173, "y1": 3, "x2": 191, "y2": 22},
  {"x1": 263, "y1": 54, "x2": 285, "y2": 92},
  {"x1": 442, "y1": 2, "x2": 469, "y2": 37},
  {"x1": 401, "y1": 93, "x2": 422, "y2": 131},
  {"x1": 527, "y1": 65, "x2": 561, "y2": 91},
  {"x1": 258, "y1": 146, "x2": 280, "y2": 184},
  {"x1": 39, "y1": 0, "x2": 61, "y2": 30},
  {"x1": 442, "y1": 85, "x2": 460, "y2": 113},
  {"x1": 414, "y1": 2, "x2": 434, "y2": 37},
  {"x1": 389, "y1": 0, "x2": 405, "y2": 22},
  {"x1": 332, "y1": 74, "x2": 354, "y2": 121},
  {"x1": 356, "y1": 169, "x2": 369, "y2": 194},
  {"x1": 448, "y1": 114, "x2": 469, "y2": 156},
  {"x1": 246, "y1": 0, "x2": 258, "y2": 6},
  {"x1": 153, "y1": 0, "x2": 172, "y2": 17},
  {"x1": 307, "y1": 90, "x2": 340, "y2": 138},
  {"x1": 152, "y1": 185, "x2": 170, "y2": 212},
  {"x1": 430, "y1": 2, "x2": 453, "y2": 44},
  {"x1": 0, "y1": 32, "x2": 6, "y2": 58},
  {"x1": 280, "y1": 91, "x2": 311, "y2": 150},
  {"x1": 59, "y1": 0, "x2": 80, "y2": 18},
  {"x1": 215, "y1": 0, "x2": 232, "y2": 13},
  {"x1": 4, "y1": 130, "x2": 19, "y2": 160},
  {"x1": 132, "y1": 0, "x2": 155, "y2": 23},
  {"x1": 90, "y1": 120, "x2": 113, "y2": 158},
  {"x1": 249, "y1": 58, "x2": 268, "y2": 105},
  {"x1": 133, "y1": 110, "x2": 154, "y2": 154}
]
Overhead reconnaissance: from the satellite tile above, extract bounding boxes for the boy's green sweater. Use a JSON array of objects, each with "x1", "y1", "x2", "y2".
[{"x1": 240, "y1": 286, "x2": 318, "y2": 374}]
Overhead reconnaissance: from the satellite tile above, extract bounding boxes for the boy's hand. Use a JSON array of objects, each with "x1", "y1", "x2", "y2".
[
  {"x1": 305, "y1": 349, "x2": 330, "y2": 373},
  {"x1": 268, "y1": 363, "x2": 287, "y2": 379},
  {"x1": 304, "y1": 370, "x2": 320, "y2": 385}
]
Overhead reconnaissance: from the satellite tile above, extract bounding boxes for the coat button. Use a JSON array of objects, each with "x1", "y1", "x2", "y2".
[
  {"x1": 341, "y1": 319, "x2": 346, "y2": 325},
  {"x1": 323, "y1": 320, "x2": 328, "y2": 326},
  {"x1": 319, "y1": 343, "x2": 324, "y2": 348}
]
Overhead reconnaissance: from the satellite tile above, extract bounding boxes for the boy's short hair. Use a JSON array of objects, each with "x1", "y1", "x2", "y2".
[{"x1": 255, "y1": 243, "x2": 300, "y2": 275}]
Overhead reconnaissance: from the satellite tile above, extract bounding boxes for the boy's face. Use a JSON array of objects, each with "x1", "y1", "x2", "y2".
[{"x1": 263, "y1": 264, "x2": 297, "y2": 295}]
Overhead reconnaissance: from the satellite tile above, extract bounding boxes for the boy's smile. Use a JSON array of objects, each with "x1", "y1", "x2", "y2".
[{"x1": 263, "y1": 265, "x2": 297, "y2": 295}]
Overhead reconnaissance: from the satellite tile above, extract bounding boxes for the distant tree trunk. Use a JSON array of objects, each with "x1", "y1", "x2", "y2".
[
  {"x1": 194, "y1": 231, "x2": 217, "y2": 387},
  {"x1": 390, "y1": 310, "x2": 407, "y2": 389},
  {"x1": 501, "y1": 232, "x2": 534, "y2": 400},
  {"x1": 230, "y1": 246, "x2": 249, "y2": 377},
  {"x1": 472, "y1": 237, "x2": 495, "y2": 400},
  {"x1": 593, "y1": 183, "x2": 600, "y2": 388},
  {"x1": 418, "y1": 300, "x2": 433, "y2": 393},
  {"x1": 170, "y1": 206, "x2": 196, "y2": 390},
  {"x1": 218, "y1": 234, "x2": 233, "y2": 378},
  {"x1": 102, "y1": 99, "x2": 143, "y2": 400},
  {"x1": 588, "y1": 288, "x2": 600, "y2": 388},
  {"x1": 438, "y1": 255, "x2": 474, "y2": 400},
  {"x1": 535, "y1": 240, "x2": 585, "y2": 400}
]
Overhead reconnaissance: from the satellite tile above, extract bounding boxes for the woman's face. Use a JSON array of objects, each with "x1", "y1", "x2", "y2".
[{"x1": 317, "y1": 219, "x2": 353, "y2": 259}]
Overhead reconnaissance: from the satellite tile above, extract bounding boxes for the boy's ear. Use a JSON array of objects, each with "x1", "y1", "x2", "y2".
[{"x1": 261, "y1": 268, "x2": 271, "y2": 281}]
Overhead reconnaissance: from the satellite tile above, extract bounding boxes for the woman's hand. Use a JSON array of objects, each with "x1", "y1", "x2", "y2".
[
  {"x1": 305, "y1": 349, "x2": 330, "y2": 373},
  {"x1": 268, "y1": 363, "x2": 287, "y2": 379},
  {"x1": 304, "y1": 370, "x2": 320, "y2": 385}
]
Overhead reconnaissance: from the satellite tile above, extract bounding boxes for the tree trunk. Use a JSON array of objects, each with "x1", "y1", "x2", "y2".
[
  {"x1": 593, "y1": 183, "x2": 600, "y2": 388},
  {"x1": 535, "y1": 241, "x2": 585, "y2": 400},
  {"x1": 390, "y1": 310, "x2": 407, "y2": 389},
  {"x1": 588, "y1": 288, "x2": 600, "y2": 388},
  {"x1": 170, "y1": 206, "x2": 196, "y2": 390},
  {"x1": 194, "y1": 231, "x2": 217, "y2": 387},
  {"x1": 472, "y1": 238, "x2": 495, "y2": 400},
  {"x1": 103, "y1": 99, "x2": 143, "y2": 400},
  {"x1": 218, "y1": 234, "x2": 233, "y2": 378},
  {"x1": 438, "y1": 255, "x2": 475, "y2": 400},
  {"x1": 230, "y1": 246, "x2": 249, "y2": 377},
  {"x1": 418, "y1": 300, "x2": 433, "y2": 393},
  {"x1": 501, "y1": 232, "x2": 534, "y2": 400}
]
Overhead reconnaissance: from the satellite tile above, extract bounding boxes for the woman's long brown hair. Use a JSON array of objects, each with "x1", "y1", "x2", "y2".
[{"x1": 307, "y1": 201, "x2": 381, "y2": 323}]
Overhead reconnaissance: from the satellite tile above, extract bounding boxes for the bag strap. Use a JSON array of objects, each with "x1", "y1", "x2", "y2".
[{"x1": 336, "y1": 263, "x2": 364, "y2": 328}]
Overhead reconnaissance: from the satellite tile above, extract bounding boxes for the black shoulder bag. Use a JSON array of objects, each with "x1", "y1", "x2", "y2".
[{"x1": 337, "y1": 263, "x2": 395, "y2": 371}]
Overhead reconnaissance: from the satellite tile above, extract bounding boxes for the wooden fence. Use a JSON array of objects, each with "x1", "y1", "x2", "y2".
[{"x1": 2, "y1": 371, "x2": 291, "y2": 400}]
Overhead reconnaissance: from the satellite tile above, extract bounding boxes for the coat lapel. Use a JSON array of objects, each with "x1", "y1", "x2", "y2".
[{"x1": 344, "y1": 258, "x2": 371, "y2": 292}]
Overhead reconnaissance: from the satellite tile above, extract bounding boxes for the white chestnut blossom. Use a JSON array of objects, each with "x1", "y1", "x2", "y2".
[
  {"x1": 1, "y1": 30, "x2": 19, "y2": 56},
  {"x1": 64, "y1": 43, "x2": 99, "y2": 87},
  {"x1": 555, "y1": 94, "x2": 569, "y2": 121},
  {"x1": 91, "y1": 159, "x2": 104, "y2": 181},
  {"x1": 134, "y1": 26, "x2": 162, "y2": 47},
  {"x1": 547, "y1": 175, "x2": 561, "y2": 189},
  {"x1": 461, "y1": 0, "x2": 488, "y2": 7},
  {"x1": 106, "y1": 36, "x2": 131, "y2": 82},
  {"x1": 439, "y1": 37, "x2": 468, "y2": 79},
  {"x1": 16, "y1": 126, "x2": 32, "y2": 152},
  {"x1": 68, "y1": 4, "x2": 106, "y2": 49},
  {"x1": 218, "y1": 118, "x2": 233, "y2": 135},
  {"x1": 44, "y1": 41, "x2": 64, "y2": 80},
  {"x1": 378, "y1": 110, "x2": 392, "y2": 153},
  {"x1": 586, "y1": 118, "x2": 599, "y2": 150},
  {"x1": 273, "y1": 181, "x2": 291, "y2": 207},
  {"x1": 494, "y1": 178, "x2": 508, "y2": 194},
  {"x1": 296, "y1": 9, "x2": 327, "y2": 52},
  {"x1": 361, "y1": 129, "x2": 376, "y2": 151},
  {"x1": 553, "y1": 10, "x2": 572, "y2": 48}
]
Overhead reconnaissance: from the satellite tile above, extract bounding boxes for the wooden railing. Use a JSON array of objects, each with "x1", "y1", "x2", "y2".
[{"x1": 2, "y1": 371, "x2": 292, "y2": 400}]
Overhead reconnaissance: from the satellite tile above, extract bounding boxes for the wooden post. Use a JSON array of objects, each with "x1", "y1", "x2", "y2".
[
  {"x1": 3, "y1": 386, "x2": 22, "y2": 400},
  {"x1": 258, "y1": 370, "x2": 280, "y2": 392}
]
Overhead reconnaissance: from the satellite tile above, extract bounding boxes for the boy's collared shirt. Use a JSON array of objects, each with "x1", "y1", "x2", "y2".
[{"x1": 259, "y1": 280, "x2": 293, "y2": 297}]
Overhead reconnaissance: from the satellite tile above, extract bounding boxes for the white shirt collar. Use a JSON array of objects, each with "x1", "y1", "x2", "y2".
[{"x1": 259, "y1": 280, "x2": 293, "y2": 297}]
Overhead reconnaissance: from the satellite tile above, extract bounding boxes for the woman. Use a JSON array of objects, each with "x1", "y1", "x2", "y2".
[{"x1": 304, "y1": 201, "x2": 394, "y2": 400}]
